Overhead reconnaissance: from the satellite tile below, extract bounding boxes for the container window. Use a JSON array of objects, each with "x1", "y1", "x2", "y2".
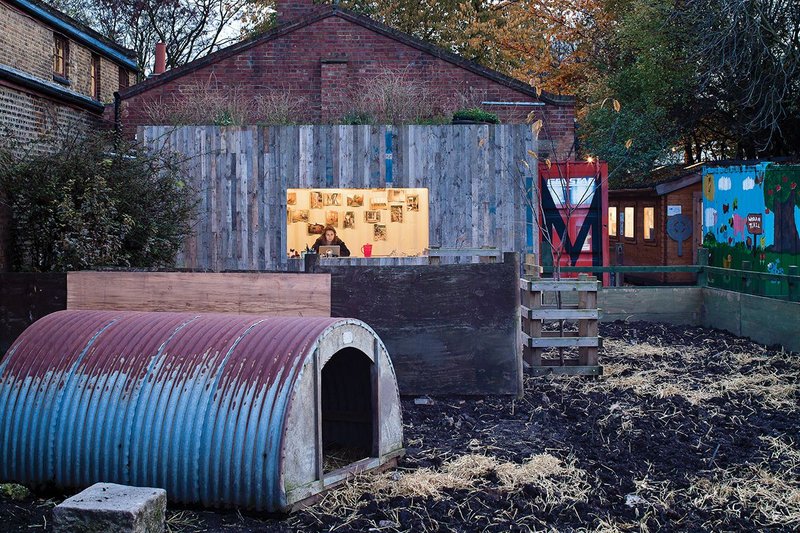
[
  {"x1": 286, "y1": 188, "x2": 429, "y2": 258},
  {"x1": 569, "y1": 177, "x2": 595, "y2": 206}
]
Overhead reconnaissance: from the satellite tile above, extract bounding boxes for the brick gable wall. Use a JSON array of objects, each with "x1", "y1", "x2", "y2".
[{"x1": 119, "y1": 15, "x2": 576, "y2": 156}]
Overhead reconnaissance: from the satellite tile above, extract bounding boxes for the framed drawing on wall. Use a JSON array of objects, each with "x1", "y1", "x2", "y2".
[{"x1": 391, "y1": 205, "x2": 403, "y2": 223}]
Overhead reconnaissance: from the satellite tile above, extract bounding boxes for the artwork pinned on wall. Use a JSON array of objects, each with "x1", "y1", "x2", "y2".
[
  {"x1": 388, "y1": 189, "x2": 405, "y2": 203},
  {"x1": 374, "y1": 224, "x2": 387, "y2": 241},
  {"x1": 287, "y1": 192, "x2": 297, "y2": 205},
  {"x1": 347, "y1": 194, "x2": 364, "y2": 207},
  {"x1": 326, "y1": 211, "x2": 339, "y2": 228},
  {"x1": 344, "y1": 211, "x2": 355, "y2": 229},
  {"x1": 310, "y1": 191, "x2": 323, "y2": 209},
  {"x1": 324, "y1": 193, "x2": 341, "y2": 206},
  {"x1": 370, "y1": 196, "x2": 388, "y2": 210},
  {"x1": 391, "y1": 205, "x2": 403, "y2": 223},
  {"x1": 406, "y1": 195, "x2": 419, "y2": 212},
  {"x1": 308, "y1": 223, "x2": 325, "y2": 235},
  {"x1": 365, "y1": 210, "x2": 381, "y2": 223},
  {"x1": 291, "y1": 210, "x2": 309, "y2": 223}
]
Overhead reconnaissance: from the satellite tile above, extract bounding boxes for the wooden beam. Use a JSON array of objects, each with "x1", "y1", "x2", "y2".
[
  {"x1": 67, "y1": 272, "x2": 331, "y2": 316},
  {"x1": 524, "y1": 334, "x2": 600, "y2": 348},
  {"x1": 524, "y1": 308, "x2": 600, "y2": 320},
  {"x1": 529, "y1": 366, "x2": 603, "y2": 376},
  {"x1": 520, "y1": 279, "x2": 598, "y2": 292}
]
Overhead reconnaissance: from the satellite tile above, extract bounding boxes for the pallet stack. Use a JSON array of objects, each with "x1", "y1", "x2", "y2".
[{"x1": 521, "y1": 255, "x2": 602, "y2": 376}]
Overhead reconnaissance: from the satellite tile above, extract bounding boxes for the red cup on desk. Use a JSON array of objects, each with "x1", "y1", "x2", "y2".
[{"x1": 361, "y1": 244, "x2": 373, "y2": 257}]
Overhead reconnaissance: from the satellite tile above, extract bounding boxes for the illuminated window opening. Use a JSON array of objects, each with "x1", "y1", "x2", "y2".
[
  {"x1": 624, "y1": 206, "x2": 635, "y2": 239},
  {"x1": 608, "y1": 206, "x2": 618, "y2": 237},
  {"x1": 287, "y1": 188, "x2": 429, "y2": 258},
  {"x1": 643, "y1": 207, "x2": 655, "y2": 241}
]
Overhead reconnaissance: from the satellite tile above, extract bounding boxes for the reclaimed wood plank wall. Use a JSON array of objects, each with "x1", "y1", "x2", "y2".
[
  {"x1": 66, "y1": 272, "x2": 331, "y2": 316},
  {"x1": 140, "y1": 125, "x2": 537, "y2": 272}
]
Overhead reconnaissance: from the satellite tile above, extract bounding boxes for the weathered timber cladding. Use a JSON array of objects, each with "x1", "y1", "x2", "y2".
[
  {"x1": 0, "y1": 272, "x2": 67, "y2": 357},
  {"x1": 328, "y1": 253, "x2": 522, "y2": 396},
  {"x1": 141, "y1": 125, "x2": 537, "y2": 272},
  {"x1": 66, "y1": 271, "x2": 331, "y2": 316}
]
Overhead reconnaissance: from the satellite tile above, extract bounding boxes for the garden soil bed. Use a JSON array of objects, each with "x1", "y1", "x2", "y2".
[{"x1": 2, "y1": 321, "x2": 798, "y2": 532}]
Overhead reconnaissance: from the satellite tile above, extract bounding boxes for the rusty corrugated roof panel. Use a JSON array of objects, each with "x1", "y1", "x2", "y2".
[{"x1": 0, "y1": 311, "x2": 343, "y2": 511}]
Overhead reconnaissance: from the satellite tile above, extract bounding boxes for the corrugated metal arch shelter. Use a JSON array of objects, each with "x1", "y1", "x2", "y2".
[{"x1": 0, "y1": 311, "x2": 404, "y2": 511}]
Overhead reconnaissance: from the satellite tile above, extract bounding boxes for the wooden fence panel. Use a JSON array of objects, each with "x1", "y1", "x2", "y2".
[{"x1": 141, "y1": 125, "x2": 537, "y2": 271}]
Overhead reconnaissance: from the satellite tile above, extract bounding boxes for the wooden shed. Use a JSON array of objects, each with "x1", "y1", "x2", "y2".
[{"x1": 608, "y1": 163, "x2": 704, "y2": 284}]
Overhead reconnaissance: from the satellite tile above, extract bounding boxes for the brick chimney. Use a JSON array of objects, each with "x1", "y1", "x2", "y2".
[{"x1": 276, "y1": 0, "x2": 318, "y2": 24}]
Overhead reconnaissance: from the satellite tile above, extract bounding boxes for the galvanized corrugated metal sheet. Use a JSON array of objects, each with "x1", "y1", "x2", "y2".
[{"x1": 0, "y1": 310, "x2": 349, "y2": 511}]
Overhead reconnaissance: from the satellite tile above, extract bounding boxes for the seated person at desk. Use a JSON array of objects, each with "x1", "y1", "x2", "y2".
[{"x1": 312, "y1": 226, "x2": 351, "y2": 257}]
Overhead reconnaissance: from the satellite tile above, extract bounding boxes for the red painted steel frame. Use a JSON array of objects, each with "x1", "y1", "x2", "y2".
[{"x1": 540, "y1": 161, "x2": 610, "y2": 285}]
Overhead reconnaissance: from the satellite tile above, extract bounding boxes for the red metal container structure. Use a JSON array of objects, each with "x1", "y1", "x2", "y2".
[
  {"x1": 0, "y1": 311, "x2": 404, "y2": 512},
  {"x1": 539, "y1": 161, "x2": 610, "y2": 284}
]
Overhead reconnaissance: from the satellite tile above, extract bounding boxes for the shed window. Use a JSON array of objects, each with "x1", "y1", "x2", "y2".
[
  {"x1": 90, "y1": 54, "x2": 100, "y2": 100},
  {"x1": 643, "y1": 207, "x2": 655, "y2": 241},
  {"x1": 53, "y1": 34, "x2": 68, "y2": 78},
  {"x1": 623, "y1": 206, "x2": 635, "y2": 239},
  {"x1": 608, "y1": 206, "x2": 618, "y2": 237}
]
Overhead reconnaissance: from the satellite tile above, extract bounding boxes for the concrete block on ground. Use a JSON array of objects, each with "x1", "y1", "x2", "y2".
[{"x1": 53, "y1": 483, "x2": 166, "y2": 533}]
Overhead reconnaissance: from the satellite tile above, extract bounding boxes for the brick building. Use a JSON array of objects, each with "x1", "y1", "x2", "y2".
[
  {"x1": 0, "y1": 0, "x2": 139, "y2": 270},
  {"x1": 116, "y1": 0, "x2": 576, "y2": 157}
]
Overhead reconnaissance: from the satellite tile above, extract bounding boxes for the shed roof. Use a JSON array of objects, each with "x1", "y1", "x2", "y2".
[
  {"x1": 611, "y1": 162, "x2": 704, "y2": 195},
  {"x1": 118, "y1": 4, "x2": 574, "y2": 106}
]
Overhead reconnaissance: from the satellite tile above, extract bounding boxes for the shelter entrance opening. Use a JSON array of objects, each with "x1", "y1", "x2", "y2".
[{"x1": 321, "y1": 348, "x2": 374, "y2": 473}]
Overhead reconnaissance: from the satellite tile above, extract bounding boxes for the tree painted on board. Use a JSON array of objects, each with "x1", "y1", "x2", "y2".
[{"x1": 763, "y1": 166, "x2": 800, "y2": 254}]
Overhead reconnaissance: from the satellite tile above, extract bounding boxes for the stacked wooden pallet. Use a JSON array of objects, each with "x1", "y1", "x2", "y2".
[{"x1": 521, "y1": 271, "x2": 602, "y2": 376}]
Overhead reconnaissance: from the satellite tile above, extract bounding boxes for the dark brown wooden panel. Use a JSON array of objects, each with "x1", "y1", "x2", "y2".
[
  {"x1": 329, "y1": 253, "x2": 521, "y2": 396},
  {"x1": 0, "y1": 273, "x2": 67, "y2": 357}
]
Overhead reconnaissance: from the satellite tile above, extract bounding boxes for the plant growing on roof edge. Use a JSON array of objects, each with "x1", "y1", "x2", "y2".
[
  {"x1": 452, "y1": 108, "x2": 500, "y2": 124},
  {"x1": 0, "y1": 132, "x2": 197, "y2": 271}
]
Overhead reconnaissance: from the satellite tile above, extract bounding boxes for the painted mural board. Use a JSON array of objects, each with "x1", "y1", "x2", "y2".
[{"x1": 702, "y1": 163, "x2": 800, "y2": 288}]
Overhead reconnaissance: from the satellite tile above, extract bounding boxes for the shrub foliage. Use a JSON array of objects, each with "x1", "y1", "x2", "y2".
[{"x1": 0, "y1": 133, "x2": 196, "y2": 271}]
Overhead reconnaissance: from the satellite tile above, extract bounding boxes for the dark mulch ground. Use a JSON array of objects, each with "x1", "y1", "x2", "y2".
[{"x1": 2, "y1": 321, "x2": 798, "y2": 532}]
